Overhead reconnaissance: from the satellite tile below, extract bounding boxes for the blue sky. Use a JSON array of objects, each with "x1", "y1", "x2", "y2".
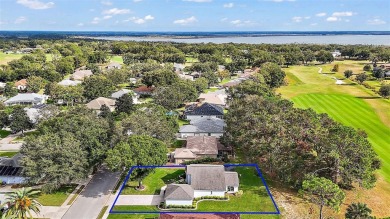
[{"x1": 0, "y1": 0, "x2": 389, "y2": 31}]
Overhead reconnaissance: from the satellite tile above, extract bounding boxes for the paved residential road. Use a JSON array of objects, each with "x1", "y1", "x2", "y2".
[{"x1": 62, "y1": 166, "x2": 120, "y2": 219}]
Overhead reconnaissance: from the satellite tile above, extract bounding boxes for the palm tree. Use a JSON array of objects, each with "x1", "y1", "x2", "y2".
[
  {"x1": 345, "y1": 202, "x2": 373, "y2": 219},
  {"x1": 1, "y1": 187, "x2": 41, "y2": 219}
]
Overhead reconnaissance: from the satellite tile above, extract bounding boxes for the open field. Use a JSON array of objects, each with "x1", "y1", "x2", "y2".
[
  {"x1": 277, "y1": 61, "x2": 390, "y2": 218},
  {"x1": 111, "y1": 55, "x2": 124, "y2": 64},
  {"x1": 0, "y1": 52, "x2": 24, "y2": 65},
  {"x1": 0, "y1": 52, "x2": 53, "y2": 64}
]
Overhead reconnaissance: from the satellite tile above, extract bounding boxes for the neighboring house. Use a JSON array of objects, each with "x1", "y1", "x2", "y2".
[
  {"x1": 178, "y1": 74, "x2": 194, "y2": 81},
  {"x1": 86, "y1": 97, "x2": 116, "y2": 112},
  {"x1": 198, "y1": 93, "x2": 227, "y2": 106},
  {"x1": 129, "y1": 78, "x2": 137, "y2": 84},
  {"x1": 159, "y1": 213, "x2": 240, "y2": 219},
  {"x1": 218, "y1": 65, "x2": 226, "y2": 71},
  {"x1": 162, "y1": 164, "x2": 239, "y2": 206},
  {"x1": 222, "y1": 79, "x2": 243, "y2": 88},
  {"x1": 172, "y1": 136, "x2": 232, "y2": 164},
  {"x1": 71, "y1": 70, "x2": 93, "y2": 81},
  {"x1": 14, "y1": 79, "x2": 27, "y2": 91},
  {"x1": 57, "y1": 79, "x2": 82, "y2": 86},
  {"x1": 134, "y1": 85, "x2": 155, "y2": 96},
  {"x1": 0, "y1": 82, "x2": 6, "y2": 89},
  {"x1": 106, "y1": 62, "x2": 122, "y2": 70},
  {"x1": 184, "y1": 102, "x2": 224, "y2": 121},
  {"x1": 4, "y1": 93, "x2": 48, "y2": 106},
  {"x1": 331, "y1": 50, "x2": 342, "y2": 58},
  {"x1": 24, "y1": 104, "x2": 47, "y2": 123},
  {"x1": 111, "y1": 89, "x2": 139, "y2": 104},
  {"x1": 179, "y1": 117, "x2": 225, "y2": 138},
  {"x1": 173, "y1": 63, "x2": 185, "y2": 73},
  {"x1": 0, "y1": 153, "x2": 25, "y2": 184}
]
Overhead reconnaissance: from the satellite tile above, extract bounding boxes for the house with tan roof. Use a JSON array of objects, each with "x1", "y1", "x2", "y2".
[
  {"x1": 86, "y1": 97, "x2": 116, "y2": 112},
  {"x1": 162, "y1": 164, "x2": 239, "y2": 206},
  {"x1": 198, "y1": 93, "x2": 226, "y2": 106},
  {"x1": 172, "y1": 136, "x2": 231, "y2": 164},
  {"x1": 71, "y1": 70, "x2": 93, "y2": 81},
  {"x1": 14, "y1": 79, "x2": 27, "y2": 91}
]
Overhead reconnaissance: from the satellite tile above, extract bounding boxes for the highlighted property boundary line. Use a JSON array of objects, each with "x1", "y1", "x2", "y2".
[{"x1": 109, "y1": 163, "x2": 280, "y2": 215}]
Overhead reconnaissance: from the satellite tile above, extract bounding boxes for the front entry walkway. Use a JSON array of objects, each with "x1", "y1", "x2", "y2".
[{"x1": 116, "y1": 195, "x2": 162, "y2": 205}]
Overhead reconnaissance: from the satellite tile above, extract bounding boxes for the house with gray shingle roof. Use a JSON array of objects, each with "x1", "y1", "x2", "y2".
[
  {"x1": 162, "y1": 164, "x2": 239, "y2": 206},
  {"x1": 179, "y1": 117, "x2": 225, "y2": 138}
]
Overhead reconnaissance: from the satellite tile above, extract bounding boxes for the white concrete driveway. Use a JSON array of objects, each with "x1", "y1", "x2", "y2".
[{"x1": 115, "y1": 195, "x2": 162, "y2": 205}]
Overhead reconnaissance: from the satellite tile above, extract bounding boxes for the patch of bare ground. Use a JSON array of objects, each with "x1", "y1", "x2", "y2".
[{"x1": 270, "y1": 176, "x2": 390, "y2": 219}]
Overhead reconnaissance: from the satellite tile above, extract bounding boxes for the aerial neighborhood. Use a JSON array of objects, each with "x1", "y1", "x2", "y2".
[{"x1": 0, "y1": 32, "x2": 388, "y2": 219}]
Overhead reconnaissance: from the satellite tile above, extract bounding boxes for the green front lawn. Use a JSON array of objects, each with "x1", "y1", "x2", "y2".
[
  {"x1": 121, "y1": 168, "x2": 185, "y2": 195},
  {"x1": 35, "y1": 184, "x2": 77, "y2": 206},
  {"x1": 0, "y1": 151, "x2": 19, "y2": 158},
  {"x1": 0, "y1": 130, "x2": 11, "y2": 138}
]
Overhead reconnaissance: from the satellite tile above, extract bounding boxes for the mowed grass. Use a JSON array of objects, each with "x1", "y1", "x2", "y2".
[
  {"x1": 0, "y1": 52, "x2": 53, "y2": 64},
  {"x1": 196, "y1": 167, "x2": 277, "y2": 212},
  {"x1": 121, "y1": 168, "x2": 185, "y2": 195},
  {"x1": 35, "y1": 184, "x2": 77, "y2": 206},
  {"x1": 278, "y1": 62, "x2": 390, "y2": 183},
  {"x1": 0, "y1": 52, "x2": 24, "y2": 65},
  {"x1": 292, "y1": 94, "x2": 390, "y2": 182},
  {"x1": 111, "y1": 56, "x2": 124, "y2": 64}
]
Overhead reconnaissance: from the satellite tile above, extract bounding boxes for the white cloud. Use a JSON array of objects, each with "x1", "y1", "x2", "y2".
[
  {"x1": 103, "y1": 15, "x2": 112, "y2": 20},
  {"x1": 16, "y1": 0, "x2": 54, "y2": 10},
  {"x1": 220, "y1": 17, "x2": 228, "y2": 22},
  {"x1": 173, "y1": 16, "x2": 197, "y2": 25},
  {"x1": 144, "y1": 15, "x2": 154, "y2": 20},
  {"x1": 292, "y1": 16, "x2": 302, "y2": 22},
  {"x1": 133, "y1": 0, "x2": 143, "y2": 2},
  {"x1": 0, "y1": 21, "x2": 8, "y2": 25},
  {"x1": 310, "y1": 23, "x2": 318, "y2": 26},
  {"x1": 124, "y1": 15, "x2": 154, "y2": 24},
  {"x1": 304, "y1": 16, "x2": 310, "y2": 19},
  {"x1": 91, "y1": 17, "x2": 100, "y2": 24},
  {"x1": 77, "y1": 23, "x2": 84, "y2": 26},
  {"x1": 15, "y1": 16, "x2": 27, "y2": 24},
  {"x1": 268, "y1": 0, "x2": 296, "y2": 2},
  {"x1": 332, "y1": 11, "x2": 354, "y2": 17},
  {"x1": 326, "y1": 16, "x2": 338, "y2": 22},
  {"x1": 223, "y1": 3, "x2": 234, "y2": 8},
  {"x1": 230, "y1": 19, "x2": 241, "y2": 25},
  {"x1": 367, "y1": 18, "x2": 386, "y2": 25},
  {"x1": 316, "y1": 12, "x2": 326, "y2": 17},
  {"x1": 183, "y1": 0, "x2": 212, "y2": 2},
  {"x1": 101, "y1": 0, "x2": 112, "y2": 6},
  {"x1": 230, "y1": 19, "x2": 256, "y2": 27},
  {"x1": 103, "y1": 8, "x2": 131, "y2": 15}
]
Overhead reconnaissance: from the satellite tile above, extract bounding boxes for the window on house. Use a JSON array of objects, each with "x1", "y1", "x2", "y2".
[
  {"x1": 227, "y1": 186, "x2": 234, "y2": 192},
  {"x1": 208, "y1": 133, "x2": 211, "y2": 136}
]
